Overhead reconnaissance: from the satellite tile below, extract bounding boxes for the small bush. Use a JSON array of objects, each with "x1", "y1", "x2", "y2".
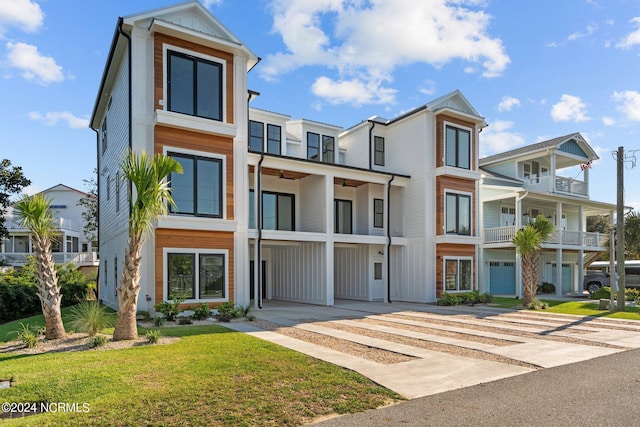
[
  {"x1": 590, "y1": 287, "x2": 639, "y2": 301},
  {"x1": 539, "y1": 282, "x2": 556, "y2": 294},
  {"x1": 590, "y1": 286, "x2": 611, "y2": 300},
  {"x1": 89, "y1": 334, "x2": 108, "y2": 348},
  {"x1": 154, "y1": 293, "x2": 187, "y2": 321},
  {"x1": 192, "y1": 303, "x2": 211, "y2": 320},
  {"x1": 68, "y1": 301, "x2": 114, "y2": 336},
  {"x1": 437, "y1": 290, "x2": 492, "y2": 306},
  {"x1": 215, "y1": 302, "x2": 240, "y2": 322},
  {"x1": 57, "y1": 263, "x2": 91, "y2": 306},
  {"x1": 527, "y1": 298, "x2": 549, "y2": 310},
  {"x1": 153, "y1": 316, "x2": 165, "y2": 327},
  {"x1": 136, "y1": 311, "x2": 151, "y2": 321},
  {"x1": 177, "y1": 317, "x2": 193, "y2": 325},
  {"x1": 145, "y1": 330, "x2": 161, "y2": 344},
  {"x1": 11, "y1": 322, "x2": 41, "y2": 348}
]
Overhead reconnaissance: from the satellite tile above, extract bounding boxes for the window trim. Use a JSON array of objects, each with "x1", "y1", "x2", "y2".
[
  {"x1": 267, "y1": 124, "x2": 282, "y2": 155},
  {"x1": 249, "y1": 120, "x2": 264, "y2": 152},
  {"x1": 307, "y1": 132, "x2": 320, "y2": 161},
  {"x1": 444, "y1": 122, "x2": 472, "y2": 170},
  {"x1": 115, "y1": 172, "x2": 120, "y2": 213},
  {"x1": 373, "y1": 198, "x2": 384, "y2": 228},
  {"x1": 163, "y1": 248, "x2": 229, "y2": 302},
  {"x1": 253, "y1": 190, "x2": 296, "y2": 231},
  {"x1": 334, "y1": 199, "x2": 353, "y2": 234},
  {"x1": 445, "y1": 190, "x2": 472, "y2": 235},
  {"x1": 322, "y1": 135, "x2": 335, "y2": 164},
  {"x1": 163, "y1": 44, "x2": 226, "y2": 122},
  {"x1": 374, "y1": 136, "x2": 385, "y2": 166},
  {"x1": 101, "y1": 117, "x2": 107, "y2": 156},
  {"x1": 443, "y1": 257, "x2": 473, "y2": 292},
  {"x1": 164, "y1": 146, "x2": 226, "y2": 219}
]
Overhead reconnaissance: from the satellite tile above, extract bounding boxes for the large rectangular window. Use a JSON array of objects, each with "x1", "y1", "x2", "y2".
[
  {"x1": 307, "y1": 132, "x2": 320, "y2": 161},
  {"x1": 267, "y1": 124, "x2": 281, "y2": 155},
  {"x1": 167, "y1": 252, "x2": 226, "y2": 300},
  {"x1": 445, "y1": 259, "x2": 472, "y2": 291},
  {"x1": 322, "y1": 135, "x2": 335, "y2": 163},
  {"x1": 445, "y1": 125, "x2": 471, "y2": 169},
  {"x1": 373, "y1": 198, "x2": 384, "y2": 228},
  {"x1": 249, "y1": 120, "x2": 264, "y2": 152},
  {"x1": 169, "y1": 152, "x2": 223, "y2": 218},
  {"x1": 374, "y1": 136, "x2": 385, "y2": 166},
  {"x1": 260, "y1": 191, "x2": 295, "y2": 231},
  {"x1": 167, "y1": 50, "x2": 222, "y2": 121},
  {"x1": 335, "y1": 199, "x2": 353, "y2": 234},
  {"x1": 446, "y1": 193, "x2": 471, "y2": 235}
]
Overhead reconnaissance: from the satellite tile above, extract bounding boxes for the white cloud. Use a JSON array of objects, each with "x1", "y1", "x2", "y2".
[
  {"x1": 616, "y1": 17, "x2": 640, "y2": 49},
  {"x1": 6, "y1": 42, "x2": 64, "y2": 84},
  {"x1": 311, "y1": 76, "x2": 396, "y2": 105},
  {"x1": 418, "y1": 80, "x2": 436, "y2": 96},
  {"x1": 612, "y1": 90, "x2": 640, "y2": 121},
  {"x1": 262, "y1": 0, "x2": 509, "y2": 105},
  {"x1": 567, "y1": 24, "x2": 597, "y2": 41},
  {"x1": 28, "y1": 111, "x2": 88, "y2": 128},
  {"x1": 602, "y1": 116, "x2": 616, "y2": 126},
  {"x1": 202, "y1": 0, "x2": 222, "y2": 7},
  {"x1": 550, "y1": 94, "x2": 590, "y2": 122},
  {"x1": 21, "y1": 184, "x2": 41, "y2": 196},
  {"x1": 479, "y1": 120, "x2": 526, "y2": 157},
  {"x1": 0, "y1": 0, "x2": 43, "y2": 36},
  {"x1": 497, "y1": 96, "x2": 520, "y2": 112}
]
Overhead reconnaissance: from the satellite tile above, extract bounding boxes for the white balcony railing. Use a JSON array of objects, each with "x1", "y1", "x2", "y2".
[
  {"x1": 0, "y1": 252, "x2": 99, "y2": 267},
  {"x1": 483, "y1": 226, "x2": 607, "y2": 248},
  {"x1": 522, "y1": 175, "x2": 588, "y2": 197},
  {"x1": 6, "y1": 217, "x2": 81, "y2": 232}
]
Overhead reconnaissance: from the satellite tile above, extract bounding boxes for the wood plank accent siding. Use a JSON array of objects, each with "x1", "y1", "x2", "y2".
[
  {"x1": 155, "y1": 125, "x2": 234, "y2": 220},
  {"x1": 435, "y1": 176, "x2": 476, "y2": 236},
  {"x1": 154, "y1": 33, "x2": 235, "y2": 124},
  {"x1": 435, "y1": 244, "x2": 476, "y2": 296},
  {"x1": 155, "y1": 229, "x2": 235, "y2": 307},
  {"x1": 435, "y1": 114, "x2": 476, "y2": 169}
]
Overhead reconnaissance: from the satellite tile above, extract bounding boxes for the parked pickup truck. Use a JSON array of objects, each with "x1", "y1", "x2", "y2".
[
  {"x1": 583, "y1": 272, "x2": 611, "y2": 294},
  {"x1": 583, "y1": 262, "x2": 640, "y2": 293}
]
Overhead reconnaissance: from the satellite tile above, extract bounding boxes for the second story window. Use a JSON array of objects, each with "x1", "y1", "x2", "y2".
[
  {"x1": 308, "y1": 132, "x2": 335, "y2": 163},
  {"x1": 335, "y1": 199, "x2": 353, "y2": 234},
  {"x1": 374, "y1": 136, "x2": 385, "y2": 166},
  {"x1": 169, "y1": 152, "x2": 223, "y2": 218},
  {"x1": 373, "y1": 198, "x2": 384, "y2": 228},
  {"x1": 322, "y1": 136, "x2": 335, "y2": 163},
  {"x1": 249, "y1": 121, "x2": 264, "y2": 152},
  {"x1": 167, "y1": 50, "x2": 222, "y2": 121},
  {"x1": 446, "y1": 193, "x2": 471, "y2": 235},
  {"x1": 445, "y1": 125, "x2": 470, "y2": 169},
  {"x1": 267, "y1": 124, "x2": 281, "y2": 155},
  {"x1": 307, "y1": 132, "x2": 320, "y2": 161}
]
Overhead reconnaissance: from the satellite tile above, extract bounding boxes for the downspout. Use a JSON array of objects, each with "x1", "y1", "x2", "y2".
[
  {"x1": 256, "y1": 153, "x2": 265, "y2": 309},
  {"x1": 386, "y1": 174, "x2": 395, "y2": 303},
  {"x1": 117, "y1": 20, "x2": 133, "y2": 215},
  {"x1": 92, "y1": 127, "x2": 101, "y2": 302},
  {"x1": 368, "y1": 121, "x2": 376, "y2": 170}
]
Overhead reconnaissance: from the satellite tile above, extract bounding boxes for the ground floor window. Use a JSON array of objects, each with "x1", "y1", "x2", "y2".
[
  {"x1": 166, "y1": 250, "x2": 227, "y2": 300},
  {"x1": 444, "y1": 258, "x2": 472, "y2": 291}
]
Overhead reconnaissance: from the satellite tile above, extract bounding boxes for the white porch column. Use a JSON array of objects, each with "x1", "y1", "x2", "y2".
[
  {"x1": 253, "y1": 168, "x2": 260, "y2": 309},
  {"x1": 577, "y1": 205, "x2": 585, "y2": 293},
  {"x1": 556, "y1": 201, "x2": 563, "y2": 296},
  {"x1": 515, "y1": 194, "x2": 522, "y2": 297},
  {"x1": 325, "y1": 174, "x2": 335, "y2": 305},
  {"x1": 550, "y1": 149, "x2": 557, "y2": 193}
]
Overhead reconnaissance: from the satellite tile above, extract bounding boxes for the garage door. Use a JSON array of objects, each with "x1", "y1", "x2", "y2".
[
  {"x1": 490, "y1": 261, "x2": 516, "y2": 294},
  {"x1": 552, "y1": 263, "x2": 572, "y2": 293}
]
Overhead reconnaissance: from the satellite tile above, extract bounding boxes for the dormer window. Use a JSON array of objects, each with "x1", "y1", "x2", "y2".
[
  {"x1": 167, "y1": 50, "x2": 222, "y2": 121},
  {"x1": 307, "y1": 132, "x2": 335, "y2": 163},
  {"x1": 445, "y1": 125, "x2": 470, "y2": 169}
]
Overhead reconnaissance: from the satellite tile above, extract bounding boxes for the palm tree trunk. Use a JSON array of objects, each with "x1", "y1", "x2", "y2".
[
  {"x1": 522, "y1": 254, "x2": 536, "y2": 306},
  {"x1": 113, "y1": 235, "x2": 143, "y2": 341},
  {"x1": 33, "y1": 237, "x2": 66, "y2": 340}
]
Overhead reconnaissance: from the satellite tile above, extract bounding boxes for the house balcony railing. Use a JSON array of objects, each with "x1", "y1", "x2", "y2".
[
  {"x1": 6, "y1": 217, "x2": 81, "y2": 233},
  {"x1": 483, "y1": 226, "x2": 607, "y2": 248},
  {"x1": 523, "y1": 176, "x2": 588, "y2": 197},
  {"x1": 0, "y1": 252, "x2": 99, "y2": 267}
]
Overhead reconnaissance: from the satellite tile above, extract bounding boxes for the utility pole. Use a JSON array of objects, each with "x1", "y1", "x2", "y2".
[{"x1": 616, "y1": 146, "x2": 626, "y2": 311}]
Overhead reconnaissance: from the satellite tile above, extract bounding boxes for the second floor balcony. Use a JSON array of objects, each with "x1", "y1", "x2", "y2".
[
  {"x1": 483, "y1": 225, "x2": 607, "y2": 250},
  {"x1": 524, "y1": 175, "x2": 588, "y2": 197},
  {"x1": 6, "y1": 217, "x2": 81, "y2": 233}
]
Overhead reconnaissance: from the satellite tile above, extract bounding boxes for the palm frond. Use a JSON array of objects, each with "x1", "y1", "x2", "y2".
[
  {"x1": 13, "y1": 194, "x2": 56, "y2": 238},
  {"x1": 512, "y1": 225, "x2": 542, "y2": 256},
  {"x1": 532, "y1": 215, "x2": 555, "y2": 241}
]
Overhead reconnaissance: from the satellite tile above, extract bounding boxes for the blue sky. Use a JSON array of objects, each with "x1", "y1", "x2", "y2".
[{"x1": 1, "y1": 0, "x2": 640, "y2": 210}]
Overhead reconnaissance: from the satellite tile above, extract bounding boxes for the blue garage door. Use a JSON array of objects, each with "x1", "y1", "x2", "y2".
[{"x1": 490, "y1": 261, "x2": 516, "y2": 294}]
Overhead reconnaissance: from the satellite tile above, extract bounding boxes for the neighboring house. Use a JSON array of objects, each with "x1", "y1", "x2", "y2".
[
  {"x1": 479, "y1": 133, "x2": 615, "y2": 296},
  {"x1": 0, "y1": 184, "x2": 99, "y2": 273}
]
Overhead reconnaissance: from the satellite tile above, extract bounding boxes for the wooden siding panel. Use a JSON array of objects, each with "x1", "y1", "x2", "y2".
[
  {"x1": 154, "y1": 33, "x2": 235, "y2": 124},
  {"x1": 155, "y1": 125, "x2": 234, "y2": 220},
  {"x1": 436, "y1": 114, "x2": 477, "y2": 169},
  {"x1": 435, "y1": 176, "x2": 477, "y2": 236},
  {"x1": 155, "y1": 229, "x2": 235, "y2": 307},
  {"x1": 435, "y1": 244, "x2": 476, "y2": 296}
]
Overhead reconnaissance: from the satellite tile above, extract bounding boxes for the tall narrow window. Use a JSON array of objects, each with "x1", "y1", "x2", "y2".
[
  {"x1": 335, "y1": 199, "x2": 353, "y2": 234},
  {"x1": 249, "y1": 120, "x2": 264, "y2": 152},
  {"x1": 501, "y1": 207, "x2": 515, "y2": 226},
  {"x1": 322, "y1": 135, "x2": 335, "y2": 163},
  {"x1": 167, "y1": 50, "x2": 222, "y2": 121},
  {"x1": 115, "y1": 172, "x2": 120, "y2": 213},
  {"x1": 114, "y1": 256, "x2": 118, "y2": 297},
  {"x1": 267, "y1": 124, "x2": 281, "y2": 155},
  {"x1": 167, "y1": 253, "x2": 195, "y2": 299},
  {"x1": 373, "y1": 198, "x2": 384, "y2": 228},
  {"x1": 106, "y1": 175, "x2": 111, "y2": 201},
  {"x1": 445, "y1": 126, "x2": 471, "y2": 169},
  {"x1": 445, "y1": 259, "x2": 472, "y2": 291},
  {"x1": 199, "y1": 254, "x2": 225, "y2": 299},
  {"x1": 101, "y1": 117, "x2": 107, "y2": 155},
  {"x1": 262, "y1": 192, "x2": 295, "y2": 231},
  {"x1": 374, "y1": 136, "x2": 385, "y2": 166},
  {"x1": 307, "y1": 132, "x2": 320, "y2": 161},
  {"x1": 169, "y1": 153, "x2": 223, "y2": 218},
  {"x1": 446, "y1": 193, "x2": 471, "y2": 235}
]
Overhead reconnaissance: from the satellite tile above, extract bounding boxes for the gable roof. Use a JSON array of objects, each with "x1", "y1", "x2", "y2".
[{"x1": 479, "y1": 132, "x2": 599, "y2": 166}]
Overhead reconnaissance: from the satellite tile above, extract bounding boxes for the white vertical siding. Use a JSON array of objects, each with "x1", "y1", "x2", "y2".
[
  {"x1": 334, "y1": 245, "x2": 369, "y2": 299},
  {"x1": 340, "y1": 125, "x2": 370, "y2": 169},
  {"x1": 390, "y1": 239, "x2": 431, "y2": 302},
  {"x1": 355, "y1": 185, "x2": 369, "y2": 235},
  {"x1": 270, "y1": 242, "x2": 326, "y2": 304},
  {"x1": 299, "y1": 175, "x2": 326, "y2": 233}
]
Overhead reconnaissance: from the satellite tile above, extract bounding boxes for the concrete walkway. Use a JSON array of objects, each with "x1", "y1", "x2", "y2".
[{"x1": 225, "y1": 300, "x2": 640, "y2": 399}]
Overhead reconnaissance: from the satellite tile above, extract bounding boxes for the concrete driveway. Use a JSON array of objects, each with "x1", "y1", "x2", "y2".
[{"x1": 225, "y1": 300, "x2": 640, "y2": 399}]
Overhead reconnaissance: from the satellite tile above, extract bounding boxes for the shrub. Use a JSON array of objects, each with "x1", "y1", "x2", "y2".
[
  {"x1": 590, "y1": 286, "x2": 639, "y2": 302},
  {"x1": 57, "y1": 263, "x2": 91, "y2": 306},
  {"x1": 539, "y1": 282, "x2": 556, "y2": 294},
  {"x1": 437, "y1": 290, "x2": 492, "y2": 306},
  {"x1": 527, "y1": 298, "x2": 549, "y2": 310},
  {"x1": 0, "y1": 281, "x2": 39, "y2": 323},
  {"x1": 136, "y1": 310, "x2": 151, "y2": 321},
  {"x1": 68, "y1": 301, "x2": 114, "y2": 336},
  {"x1": 153, "y1": 316, "x2": 165, "y2": 327},
  {"x1": 11, "y1": 322, "x2": 41, "y2": 348},
  {"x1": 154, "y1": 293, "x2": 187, "y2": 321},
  {"x1": 89, "y1": 334, "x2": 108, "y2": 348},
  {"x1": 145, "y1": 330, "x2": 161, "y2": 344},
  {"x1": 215, "y1": 302, "x2": 240, "y2": 322},
  {"x1": 192, "y1": 303, "x2": 211, "y2": 320},
  {"x1": 590, "y1": 286, "x2": 611, "y2": 300}
]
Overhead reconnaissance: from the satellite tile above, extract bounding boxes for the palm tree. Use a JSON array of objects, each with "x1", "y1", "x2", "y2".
[
  {"x1": 512, "y1": 215, "x2": 555, "y2": 306},
  {"x1": 14, "y1": 194, "x2": 66, "y2": 340},
  {"x1": 113, "y1": 150, "x2": 182, "y2": 341}
]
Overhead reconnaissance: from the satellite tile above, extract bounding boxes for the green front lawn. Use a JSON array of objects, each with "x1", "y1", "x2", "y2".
[
  {"x1": 490, "y1": 296, "x2": 640, "y2": 319},
  {"x1": 0, "y1": 324, "x2": 400, "y2": 426}
]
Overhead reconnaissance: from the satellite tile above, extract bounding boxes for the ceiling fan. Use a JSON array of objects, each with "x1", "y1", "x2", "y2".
[{"x1": 279, "y1": 170, "x2": 295, "y2": 180}]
